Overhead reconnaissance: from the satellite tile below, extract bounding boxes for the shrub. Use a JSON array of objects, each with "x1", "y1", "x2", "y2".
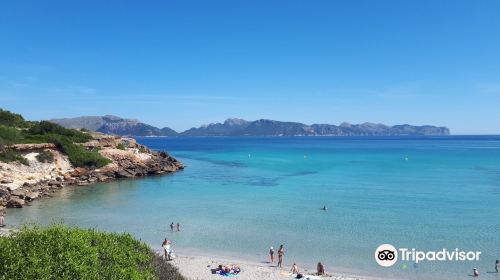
[
  {"x1": 50, "y1": 137, "x2": 111, "y2": 168},
  {"x1": 0, "y1": 109, "x2": 29, "y2": 128},
  {"x1": 28, "y1": 121, "x2": 92, "y2": 143},
  {"x1": 36, "y1": 150, "x2": 54, "y2": 163},
  {"x1": 0, "y1": 224, "x2": 185, "y2": 280},
  {"x1": 116, "y1": 143, "x2": 126, "y2": 150},
  {"x1": 0, "y1": 125, "x2": 23, "y2": 145},
  {"x1": 0, "y1": 149, "x2": 29, "y2": 165}
]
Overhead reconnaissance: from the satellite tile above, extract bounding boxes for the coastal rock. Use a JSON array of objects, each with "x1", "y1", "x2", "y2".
[
  {"x1": 10, "y1": 189, "x2": 26, "y2": 199},
  {"x1": 7, "y1": 197, "x2": 25, "y2": 208},
  {"x1": 1, "y1": 131, "x2": 183, "y2": 211},
  {"x1": 25, "y1": 191, "x2": 40, "y2": 201},
  {"x1": 71, "y1": 167, "x2": 89, "y2": 177}
]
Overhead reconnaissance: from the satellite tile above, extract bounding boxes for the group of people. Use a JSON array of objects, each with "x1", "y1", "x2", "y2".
[
  {"x1": 269, "y1": 245, "x2": 326, "y2": 277},
  {"x1": 473, "y1": 260, "x2": 500, "y2": 277},
  {"x1": 269, "y1": 245, "x2": 285, "y2": 267},
  {"x1": 170, "y1": 222, "x2": 181, "y2": 231},
  {"x1": 215, "y1": 264, "x2": 241, "y2": 276}
]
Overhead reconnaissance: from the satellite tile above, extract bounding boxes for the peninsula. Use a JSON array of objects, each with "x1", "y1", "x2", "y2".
[
  {"x1": 0, "y1": 109, "x2": 183, "y2": 212},
  {"x1": 51, "y1": 115, "x2": 450, "y2": 137}
]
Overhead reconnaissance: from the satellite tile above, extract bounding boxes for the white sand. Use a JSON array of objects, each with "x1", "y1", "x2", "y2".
[{"x1": 169, "y1": 253, "x2": 387, "y2": 280}]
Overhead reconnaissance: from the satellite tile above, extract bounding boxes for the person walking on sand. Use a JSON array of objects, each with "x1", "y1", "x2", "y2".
[
  {"x1": 170, "y1": 222, "x2": 174, "y2": 231},
  {"x1": 496, "y1": 260, "x2": 499, "y2": 273},
  {"x1": 291, "y1": 263, "x2": 299, "y2": 274},
  {"x1": 176, "y1": 222, "x2": 180, "y2": 231},
  {"x1": 278, "y1": 245, "x2": 284, "y2": 268},
  {"x1": 317, "y1": 262, "x2": 325, "y2": 276},
  {"x1": 269, "y1": 246, "x2": 275, "y2": 263}
]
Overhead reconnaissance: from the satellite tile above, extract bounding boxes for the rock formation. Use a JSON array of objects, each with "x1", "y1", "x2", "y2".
[{"x1": 0, "y1": 132, "x2": 183, "y2": 211}]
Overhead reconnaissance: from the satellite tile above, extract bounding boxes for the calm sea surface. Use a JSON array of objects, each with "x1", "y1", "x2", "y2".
[{"x1": 7, "y1": 136, "x2": 500, "y2": 280}]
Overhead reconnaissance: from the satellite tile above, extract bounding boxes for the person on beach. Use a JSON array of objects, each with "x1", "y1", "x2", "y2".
[
  {"x1": 496, "y1": 260, "x2": 499, "y2": 273},
  {"x1": 0, "y1": 212, "x2": 5, "y2": 227},
  {"x1": 473, "y1": 268, "x2": 480, "y2": 277},
  {"x1": 269, "y1": 246, "x2": 274, "y2": 263},
  {"x1": 317, "y1": 262, "x2": 325, "y2": 276},
  {"x1": 176, "y1": 222, "x2": 180, "y2": 231},
  {"x1": 170, "y1": 222, "x2": 174, "y2": 231},
  {"x1": 278, "y1": 245, "x2": 284, "y2": 268},
  {"x1": 162, "y1": 238, "x2": 172, "y2": 260},
  {"x1": 291, "y1": 263, "x2": 299, "y2": 274}
]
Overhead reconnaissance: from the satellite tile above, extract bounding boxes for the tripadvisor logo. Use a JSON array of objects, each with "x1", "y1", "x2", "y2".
[{"x1": 375, "y1": 244, "x2": 481, "y2": 267}]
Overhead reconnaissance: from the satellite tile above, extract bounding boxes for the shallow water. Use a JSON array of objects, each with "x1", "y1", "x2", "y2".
[{"x1": 7, "y1": 136, "x2": 500, "y2": 280}]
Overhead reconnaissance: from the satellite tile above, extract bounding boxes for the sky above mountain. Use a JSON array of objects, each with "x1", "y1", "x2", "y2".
[{"x1": 1, "y1": 0, "x2": 499, "y2": 134}]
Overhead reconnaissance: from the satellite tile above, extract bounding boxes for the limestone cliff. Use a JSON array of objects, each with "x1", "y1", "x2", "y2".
[{"x1": 0, "y1": 132, "x2": 183, "y2": 212}]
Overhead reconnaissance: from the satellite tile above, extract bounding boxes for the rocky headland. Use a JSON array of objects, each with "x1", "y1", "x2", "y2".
[{"x1": 0, "y1": 132, "x2": 183, "y2": 213}]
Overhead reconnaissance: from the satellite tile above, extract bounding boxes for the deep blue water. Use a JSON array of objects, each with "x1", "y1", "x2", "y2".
[{"x1": 8, "y1": 136, "x2": 500, "y2": 280}]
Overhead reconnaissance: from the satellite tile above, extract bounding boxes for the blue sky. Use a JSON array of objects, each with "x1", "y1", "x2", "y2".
[{"x1": 1, "y1": 0, "x2": 499, "y2": 134}]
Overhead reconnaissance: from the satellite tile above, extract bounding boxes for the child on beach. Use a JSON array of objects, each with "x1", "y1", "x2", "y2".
[
  {"x1": 278, "y1": 245, "x2": 284, "y2": 268},
  {"x1": 176, "y1": 223, "x2": 180, "y2": 231},
  {"x1": 496, "y1": 260, "x2": 499, "y2": 273},
  {"x1": 291, "y1": 263, "x2": 299, "y2": 274},
  {"x1": 473, "y1": 268, "x2": 480, "y2": 277},
  {"x1": 170, "y1": 222, "x2": 174, "y2": 231},
  {"x1": 269, "y1": 246, "x2": 274, "y2": 263}
]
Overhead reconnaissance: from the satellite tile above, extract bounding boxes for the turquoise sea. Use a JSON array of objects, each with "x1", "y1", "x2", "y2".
[{"x1": 7, "y1": 136, "x2": 500, "y2": 280}]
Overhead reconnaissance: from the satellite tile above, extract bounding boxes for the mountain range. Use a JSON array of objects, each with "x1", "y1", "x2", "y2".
[{"x1": 50, "y1": 116, "x2": 450, "y2": 137}]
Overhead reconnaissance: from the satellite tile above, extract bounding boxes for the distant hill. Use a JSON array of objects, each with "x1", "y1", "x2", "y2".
[
  {"x1": 181, "y1": 118, "x2": 450, "y2": 136},
  {"x1": 50, "y1": 115, "x2": 178, "y2": 137},
  {"x1": 51, "y1": 116, "x2": 450, "y2": 137}
]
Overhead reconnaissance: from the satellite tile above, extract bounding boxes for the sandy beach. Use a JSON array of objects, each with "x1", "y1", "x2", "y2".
[{"x1": 168, "y1": 253, "x2": 386, "y2": 280}]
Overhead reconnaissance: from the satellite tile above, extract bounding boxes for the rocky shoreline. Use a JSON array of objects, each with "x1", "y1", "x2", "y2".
[{"x1": 0, "y1": 132, "x2": 183, "y2": 213}]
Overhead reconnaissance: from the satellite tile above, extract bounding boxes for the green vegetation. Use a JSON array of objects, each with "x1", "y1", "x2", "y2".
[
  {"x1": 0, "y1": 109, "x2": 30, "y2": 128},
  {"x1": 116, "y1": 143, "x2": 126, "y2": 150},
  {"x1": 51, "y1": 136, "x2": 111, "y2": 168},
  {"x1": 35, "y1": 151, "x2": 54, "y2": 163},
  {"x1": 0, "y1": 109, "x2": 109, "y2": 168},
  {"x1": 0, "y1": 150, "x2": 29, "y2": 165},
  {"x1": 0, "y1": 224, "x2": 185, "y2": 280}
]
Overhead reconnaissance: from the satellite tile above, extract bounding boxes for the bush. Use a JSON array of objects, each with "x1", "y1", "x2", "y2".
[
  {"x1": 0, "y1": 224, "x2": 185, "y2": 280},
  {"x1": 36, "y1": 150, "x2": 54, "y2": 163},
  {"x1": 0, "y1": 125, "x2": 24, "y2": 145},
  {"x1": 0, "y1": 150, "x2": 29, "y2": 165},
  {"x1": 28, "y1": 121, "x2": 92, "y2": 143},
  {"x1": 0, "y1": 109, "x2": 29, "y2": 128},
  {"x1": 50, "y1": 137, "x2": 111, "y2": 168},
  {"x1": 116, "y1": 143, "x2": 126, "y2": 150}
]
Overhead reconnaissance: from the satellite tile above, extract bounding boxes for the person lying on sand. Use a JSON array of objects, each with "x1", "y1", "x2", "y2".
[{"x1": 215, "y1": 264, "x2": 241, "y2": 276}]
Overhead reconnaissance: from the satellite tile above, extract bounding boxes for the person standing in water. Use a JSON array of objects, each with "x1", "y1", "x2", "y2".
[
  {"x1": 176, "y1": 222, "x2": 180, "y2": 231},
  {"x1": 269, "y1": 246, "x2": 274, "y2": 263},
  {"x1": 277, "y1": 245, "x2": 284, "y2": 268},
  {"x1": 496, "y1": 260, "x2": 499, "y2": 273},
  {"x1": 317, "y1": 262, "x2": 325, "y2": 276},
  {"x1": 0, "y1": 212, "x2": 5, "y2": 227},
  {"x1": 473, "y1": 268, "x2": 480, "y2": 277},
  {"x1": 170, "y1": 222, "x2": 174, "y2": 231}
]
